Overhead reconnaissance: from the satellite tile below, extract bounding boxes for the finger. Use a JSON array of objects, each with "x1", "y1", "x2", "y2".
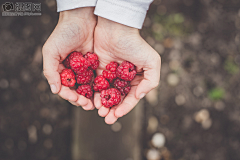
[
  {"x1": 98, "y1": 106, "x2": 110, "y2": 117},
  {"x1": 130, "y1": 75, "x2": 144, "y2": 86},
  {"x1": 105, "y1": 107, "x2": 118, "y2": 125},
  {"x1": 135, "y1": 53, "x2": 161, "y2": 99},
  {"x1": 115, "y1": 86, "x2": 139, "y2": 118},
  {"x1": 42, "y1": 44, "x2": 61, "y2": 94},
  {"x1": 69, "y1": 101, "x2": 80, "y2": 107},
  {"x1": 80, "y1": 98, "x2": 94, "y2": 110},
  {"x1": 58, "y1": 86, "x2": 78, "y2": 102},
  {"x1": 94, "y1": 92, "x2": 102, "y2": 109}
]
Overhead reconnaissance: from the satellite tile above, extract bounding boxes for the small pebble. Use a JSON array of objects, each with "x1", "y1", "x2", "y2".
[
  {"x1": 157, "y1": 5, "x2": 167, "y2": 15},
  {"x1": 169, "y1": 60, "x2": 180, "y2": 70},
  {"x1": 5, "y1": 138, "x2": 14, "y2": 149},
  {"x1": 193, "y1": 86, "x2": 204, "y2": 97},
  {"x1": 151, "y1": 133, "x2": 166, "y2": 148},
  {"x1": 167, "y1": 74, "x2": 179, "y2": 86},
  {"x1": 194, "y1": 109, "x2": 210, "y2": 123},
  {"x1": 146, "y1": 87, "x2": 159, "y2": 106},
  {"x1": 164, "y1": 38, "x2": 173, "y2": 48},
  {"x1": 41, "y1": 14, "x2": 51, "y2": 24},
  {"x1": 43, "y1": 139, "x2": 53, "y2": 149},
  {"x1": 146, "y1": 149, "x2": 161, "y2": 160},
  {"x1": 152, "y1": 23, "x2": 163, "y2": 34},
  {"x1": 154, "y1": 43, "x2": 165, "y2": 54},
  {"x1": 111, "y1": 122, "x2": 122, "y2": 132},
  {"x1": 28, "y1": 125, "x2": 37, "y2": 143},
  {"x1": 169, "y1": 49, "x2": 181, "y2": 60},
  {"x1": 214, "y1": 101, "x2": 225, "y2": 111},
  {"x1": 45, "y1": 0, "x2": 56, "y2": 8},
  {"x1": 42, "y1": 124, "x2": 52, "y2": 135},
  {"x1": 40, "y1": 108, "x2": 50, "y2": 118},
  {"x1": 175, "y1": 94, "x2": 186, "y2": 106},
  {"x1": 147, "y1": 116, "x2": 158, "y2": 133},
  {"x1": 146, "y1": 36, "x2": 156, "y2": 46},
  {"x1": 0, "y1": 79, "x2": 9, "y2": 89},
  {"x1": 143, "y1": 16, "x2": 151, "y2": 27},
  {"x1": 202, "y1": 118, "x2": 212, "y2": 130}
]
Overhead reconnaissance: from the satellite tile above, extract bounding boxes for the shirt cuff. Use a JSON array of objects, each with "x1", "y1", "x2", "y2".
[
  {"x1": 56, "y1": 0, "x2": 97, "y2": 12},
  {"x1": 94, "y1": 0, "x2": 152, "y2": 29}
]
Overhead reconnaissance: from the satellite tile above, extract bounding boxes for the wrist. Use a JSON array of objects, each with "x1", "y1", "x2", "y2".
[
  {"x1": 97, "y1": 17, "x2": 139, "y2": 36},
  {"x1": 59, "y1": 7, "x2": 96, "y2": 24}
]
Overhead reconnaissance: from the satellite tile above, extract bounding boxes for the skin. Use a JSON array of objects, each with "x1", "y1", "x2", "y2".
[
  {"x1": 94, "y1": 17, "x2": 161, "y2": 124},
  {"x1": 42, "y1": 7, "x2": 96, "y2": 110},
  {"x1": 42, "y1": 8, "x2": 161, "y2": 124}
]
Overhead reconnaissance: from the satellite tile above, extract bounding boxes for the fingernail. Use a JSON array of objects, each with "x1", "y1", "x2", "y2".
[
  {"x1": 50, "y1": 84, "x2": 57, "y2": 93},
  {"x1": 139, "y1": 93, "x2": 146, "y2": 99}
]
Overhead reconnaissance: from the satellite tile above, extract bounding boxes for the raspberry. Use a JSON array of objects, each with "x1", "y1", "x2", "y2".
[
  {"x1": 76, "y1": 69, "x2": 93, "y2": 85},
  {"x1": 100, "y1": 88, "x2": 121, "y2": 108},
  {"x1": 76, "y1": 85, "x2": 93, "y2": 98},
  {"x1": 63, "y1": 51, "x2": 82, "y2": 68},
  {"x1": 63, "y1": 58, "x2": 70, "y2": 68},
  {"x1": 93, "y1": 75, "x2": 110, "y2": 92},
  {"x1": 102, "y1": 62, "x2": 118, "y2": 83},
  {"x1": 84, "y1": 52, "x2": 99, "y2": 70},
  {"x1": 117, "y1": 61, "x2": 137, "y2": 81},
  {"x1": 102, "y1": 70, "x2": 117, "y2": 83},
  {"x1": 60, "y1": 69, "x2": 76, "y2": 87},
  {"x1": 106, "y1": 62, "x2": 119, "y2": 72},
  {"x1": 70, "y1": 53, "x2": 89, "y2": 73},
  {"x1": 114, "y1": 78, "x2": 131, "y2": 96}
]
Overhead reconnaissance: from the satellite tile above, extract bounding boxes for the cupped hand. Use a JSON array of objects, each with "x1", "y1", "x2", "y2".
[
  {"x1": 93, "y1": 17, "x2": 161, "y2": 124},
  {"x1": 42, "y1": 7, "x2": 96, "y2": 110}
]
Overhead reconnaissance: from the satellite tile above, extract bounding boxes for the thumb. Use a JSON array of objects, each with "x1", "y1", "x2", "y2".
[
  {"x1": 135, "y1": 53, "x2": 161, "y2": 99},
  {"x1": 42, "y1": 45, "x2": 61, "y2": 94}
]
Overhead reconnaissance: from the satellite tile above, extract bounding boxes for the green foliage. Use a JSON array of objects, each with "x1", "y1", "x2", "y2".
[
  {"x1": 208, "y1": 88, "x2": 225, "y2": 100},
  {"x1": 152, "y1": 13, "x2": 192, "y2": 41},
  {"x1": 224, "y1": 58, "x2": 239, "y2": 74}
]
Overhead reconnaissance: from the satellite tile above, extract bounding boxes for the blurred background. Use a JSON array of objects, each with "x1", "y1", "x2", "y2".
[{"x1": 0, "y1": 0, "x2": 240, "y2": 160}]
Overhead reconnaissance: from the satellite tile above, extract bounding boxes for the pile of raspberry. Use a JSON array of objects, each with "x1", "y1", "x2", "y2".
[{"x1": 60, "y1": 51, "x2": 137, "y2": 108}]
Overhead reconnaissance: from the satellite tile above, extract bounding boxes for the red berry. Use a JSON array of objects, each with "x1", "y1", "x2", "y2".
[
  {"x1": 63, "y1": 51, "x2": 82, "y2": 68},
  {"x1": 84, "y1": 52, "x2": 99, "y2": 70},
  {"x1": 60, "y1": 69, "x2": 76, "y2": 87},
  {"x1": 100, "y1": 88, "x2": 121, "y2": 108},
  {"x1": 102, "y1": 70, "x2": 117, "y2": 83},
  {"x1": 93, "y1": 75, "x2": 110, "y2": 92},
  {"x1": 63, "y1": 58, "x2": 70, "y2": 68},
  {"x1": 76, "y1": 69, "x2": 94, "y2": 85},
  {"x1": 114, "y1": 78, "x2": 131, "y2": 96},
  {"x1": 106, "y1": 62, "x2": 119, "y2": 72},
  {"x1": 70, "y1": 53, "x2": 90, "y2": 73},
  {"x1": 76, "y1": 85, "x2": 93, "y2": 98},
  {"x1": 117, "y1": 61, "x2": 137, "y2": 81},
  {"x1": 102, "y1": 62, "x2": 118, "y2": 83}
]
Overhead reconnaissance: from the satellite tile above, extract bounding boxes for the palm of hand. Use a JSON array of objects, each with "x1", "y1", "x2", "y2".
[
  {"x1": 43, "y1": 17, "x2": 96, "y2": 109},
  {"x1": 93, "y1": 25, "x2": 161, "y2": 124}
]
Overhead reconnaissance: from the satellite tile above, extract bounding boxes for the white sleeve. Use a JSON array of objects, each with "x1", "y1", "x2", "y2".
[
  {"x1": 56, "y1": 0, "x2": 98, "y2": 12},
  {"x1": 94, "y1": 0, "x2": 153, "y2": 29}
]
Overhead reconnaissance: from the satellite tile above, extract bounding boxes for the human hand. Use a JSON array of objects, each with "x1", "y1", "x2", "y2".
[
  {"x1": 93, "y1": 17, "x2": 161, "y2": 124},
  {"x1": 42, "y1": 7, "x2": 96, "y2": 110}
]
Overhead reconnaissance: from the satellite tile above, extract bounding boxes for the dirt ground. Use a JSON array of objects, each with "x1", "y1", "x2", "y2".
[{"x1": 0, "y1": 0, "x2": 239, "y2": 160}]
